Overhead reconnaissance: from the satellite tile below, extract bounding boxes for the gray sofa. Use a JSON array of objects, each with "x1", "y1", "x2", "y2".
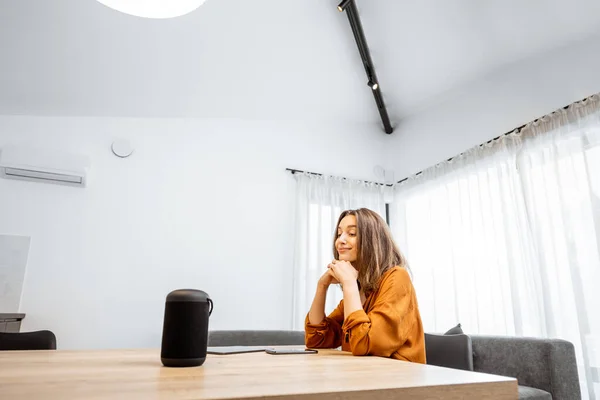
[
  {"x1": 207, "y1": 330, "x2": 581, "y2": 400},
  {"x1": 208, "y1": 330, "x2": 305, "y2": 347},
  {"x1": 471, "y1": 335, "x2": 581, "y2": 400}
]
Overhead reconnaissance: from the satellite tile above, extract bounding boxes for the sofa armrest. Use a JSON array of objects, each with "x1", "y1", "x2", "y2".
[{"x1": 470, "y1": 335, "x2": 581, "y2": 400}]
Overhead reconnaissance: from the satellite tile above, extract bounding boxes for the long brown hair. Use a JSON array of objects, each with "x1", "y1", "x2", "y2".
[{"x1": 333, "y1": 208, "x2": 409, "y2": 295}]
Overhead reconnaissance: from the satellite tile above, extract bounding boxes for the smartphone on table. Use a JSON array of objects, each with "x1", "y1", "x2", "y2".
[{"x1": 265, "y1": 348, "x2": 318, "y2": 355}]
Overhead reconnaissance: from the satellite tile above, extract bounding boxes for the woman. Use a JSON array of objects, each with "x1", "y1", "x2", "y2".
[{"x1": 305, "y1": 208, "x2": 426, "y2": 363}]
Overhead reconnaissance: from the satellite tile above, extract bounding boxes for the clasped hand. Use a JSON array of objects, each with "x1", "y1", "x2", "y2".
[{"x1": 318, "y1": 259, "x2": 358, "y2": 288}]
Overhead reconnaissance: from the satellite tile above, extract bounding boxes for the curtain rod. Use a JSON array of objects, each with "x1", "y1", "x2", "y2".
[
  {"x1": 395, "y1": 94, "x2": 594, "y2": 185},
  {"x1": 286, "y1": 168, "x2": 393, "y2": 187},
  {"x1": 287, "y1": 94, "x2": 595, "y2": 188}
]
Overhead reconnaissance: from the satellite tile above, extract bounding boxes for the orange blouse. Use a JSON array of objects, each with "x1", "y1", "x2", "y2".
[{"x1": 305, "y1": 266, "x2": 426, "y2": 363}]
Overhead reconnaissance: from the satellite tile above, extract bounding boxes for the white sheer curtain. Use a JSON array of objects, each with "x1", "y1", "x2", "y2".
[
  {"x1": 390, "y1": 95, "x2": 600, "y2": 399},
  {"x1": 291, "y1": 172, "x2": 387, "y2": 330}
]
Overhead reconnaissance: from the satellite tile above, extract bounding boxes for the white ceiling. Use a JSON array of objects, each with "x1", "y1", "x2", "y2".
[{"x1": 1, "y1": 0, "x2": 600, "y2": 127}]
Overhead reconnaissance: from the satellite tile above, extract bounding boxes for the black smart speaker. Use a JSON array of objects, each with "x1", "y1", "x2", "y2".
[{"x1": 160, "y1": 289, "x2": 213, "y2": 367}]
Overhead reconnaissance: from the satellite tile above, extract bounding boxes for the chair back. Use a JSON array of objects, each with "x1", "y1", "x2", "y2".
[
  {"x1": 0, "y1": 330, "x2": 57, "y2": 351},
  {"x1": 424, "y1": 332, "x2": 473, "y2": 371},
  {"x1": 208, "y1": 330, "x2": 305, "y2": 347}
]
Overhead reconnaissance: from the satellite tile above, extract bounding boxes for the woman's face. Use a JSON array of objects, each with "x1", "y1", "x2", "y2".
[{"x1": 336, "y1": 214, "x2": 358, "y2": 263}]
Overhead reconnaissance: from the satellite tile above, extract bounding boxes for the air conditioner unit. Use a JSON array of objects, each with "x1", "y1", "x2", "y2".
[{"x1": 0, "y1": 145, "x2": 90, "y2": 187}]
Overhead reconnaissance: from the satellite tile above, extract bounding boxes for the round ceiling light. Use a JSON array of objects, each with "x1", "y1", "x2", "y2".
[{"x1": 96, "y1": 0, "x2": 207, "y2": 19}]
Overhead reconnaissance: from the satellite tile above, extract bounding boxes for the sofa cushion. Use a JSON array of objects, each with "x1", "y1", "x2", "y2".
[
  {"x1": 518, "y1": 385, "x2": 552, "y2": 400},
  {"x1": 424, "y1": 333, "x2": 473, "y2": 371},
  {"x1": 444, "y1": 323, "x2": 464, "y2": 335}
]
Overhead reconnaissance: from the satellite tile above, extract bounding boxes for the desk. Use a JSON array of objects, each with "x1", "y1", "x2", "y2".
[{"x1": 0, "y1": 347, "x2": 517, "y2": 399}]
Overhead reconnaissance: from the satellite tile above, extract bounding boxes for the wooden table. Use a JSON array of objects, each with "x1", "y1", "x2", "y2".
[{"x1": 0, "y1": 347, "x2": 517, "y2": 399}]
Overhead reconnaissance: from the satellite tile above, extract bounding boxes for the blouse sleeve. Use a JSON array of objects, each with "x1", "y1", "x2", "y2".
[{"x1": 305, "y1": 299, "x2": 344, "y2": 349}]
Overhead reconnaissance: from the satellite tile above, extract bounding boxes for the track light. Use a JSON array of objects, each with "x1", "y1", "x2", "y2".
[
  {"x1": 337, "y1": 0, "x2": 351, "y2": 12},
  {"x1": 337, "y1": 0, "x2": 393, "y2": 133}
]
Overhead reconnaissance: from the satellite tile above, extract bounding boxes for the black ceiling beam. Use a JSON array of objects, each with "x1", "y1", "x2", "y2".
[{"x1": 338, "y1": 0, "x2": 393, "y2": 134}]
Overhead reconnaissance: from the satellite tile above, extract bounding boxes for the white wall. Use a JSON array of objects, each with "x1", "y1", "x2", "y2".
[
  {"x1": 385, "y1": 32, "x2": 600, "y2": 180},
  {"x1": 0, "y1": 116, "x2": 385, "y2": 349}
]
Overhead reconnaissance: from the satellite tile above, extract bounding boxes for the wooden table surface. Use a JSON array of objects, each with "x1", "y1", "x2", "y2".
[{"x1": 0, "y1": 347, "x2": 517, "y2": 400}]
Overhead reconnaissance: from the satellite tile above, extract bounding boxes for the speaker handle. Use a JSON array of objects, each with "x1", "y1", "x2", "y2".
[{"x1": 208, "y1": 298, "x2": 213, "y2": 316}]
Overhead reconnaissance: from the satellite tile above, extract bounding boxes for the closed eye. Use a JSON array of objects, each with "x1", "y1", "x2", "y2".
[{"x1": 337, "y1": 232, "x2": 356, "y2": 237}]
